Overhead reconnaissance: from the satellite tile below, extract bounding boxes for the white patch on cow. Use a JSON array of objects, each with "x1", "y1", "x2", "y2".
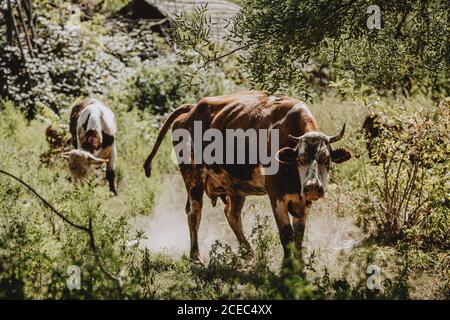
[
  {"x1": 297, "y1": 165, "x2": 308, "y2": 197},
  {"x1": 315, "y1": 143, "x2": 330, "y2": 189},
  {"x1": 306, "y1": 160, "x2": 319, "y2": 184},
  {"x1": 318, "y1": 163, "x2": 329, "y2": 188},
  {"x1": 268, "y1": 102, "x2": 306, "y2": 131},
  {"x1": 235, "y1": 95, "x2": 260, "y2": 108},
  {"x1": 295, "y1": 134, "x2": 330, "y2": 198},
  {"x1": 67, "y1": 99, "x2": 117, "y2": 182},
  {"x1": 77, "y1": 100, "x2": 117, "y2": 145},
  {"x1": 298, "y1": 102, "x2": 313, "y2": 119},
  {"x1": 267, "y1": 95, "x2": 278, "y2": 104},
  {"x1": 296, "y1": 139, "x2": 307, "y2": 195},
  {"x1": 298, "y1": 138, "x2": 306, "y2": 154}
]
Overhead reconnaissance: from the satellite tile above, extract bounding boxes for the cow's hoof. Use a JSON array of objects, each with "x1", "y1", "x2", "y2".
[
  {"x1": 241, "y1": 247, "x2": 254, "y2": 261},
  {"x1": 190, "y1": 255, "x2": 205, "y2": 265}
]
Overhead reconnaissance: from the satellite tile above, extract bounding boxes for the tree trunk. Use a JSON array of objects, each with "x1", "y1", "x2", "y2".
[
  {"x1": 5, "y1": 7, "x2": 14, "y2": 45},
  {"x1": 16, "y1": 0, "x2": 35, "y2": 58},
  {"x1": 7, "y1": 0, "x2": 26, "y2": 62},
  {"x1": 22, "y1": 0, "x2": 37, "y2": 46}
]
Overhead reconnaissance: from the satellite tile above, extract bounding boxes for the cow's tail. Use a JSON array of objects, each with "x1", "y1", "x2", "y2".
[{"x1": 143, "y1": 104, "x2": 194, "y2": 178}]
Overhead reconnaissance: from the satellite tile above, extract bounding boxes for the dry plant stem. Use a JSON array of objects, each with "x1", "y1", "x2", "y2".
[{"x1": 400, "y1": 164, "x2": 419, "y2": 223}]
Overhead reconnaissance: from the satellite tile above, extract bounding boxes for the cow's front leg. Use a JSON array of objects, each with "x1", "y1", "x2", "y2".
[
  {"x1": 292, "y1": 216, "x2": 307, "y2": 267},
  {"x1": 289, "y1": 202, "x2": 308, "y2": 255},
  {"x1": 106, "y1": 145, "x2": 117, "y2": 195},
  {"x1": 270, "y1": 197, "x2": 295, "y2": 264},
  {"x1": 292, "y1": 217, "x2": 306, "y2": 253}
]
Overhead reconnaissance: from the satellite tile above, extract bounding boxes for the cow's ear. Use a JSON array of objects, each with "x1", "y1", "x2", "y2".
[
  {"x1": 331, "y1": 148, "x2": 352, "y2": 163},
  {"x1": 276, "y1": 147, "x2": 298, "y2": 165}
]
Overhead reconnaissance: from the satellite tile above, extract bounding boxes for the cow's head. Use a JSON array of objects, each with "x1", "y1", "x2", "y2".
[
  {"x1": 61, "y1": 149, "x2": 108, "y2": 182},
  {"x1": 276, "y1": 124, "x2": 351, "y2": 201}
]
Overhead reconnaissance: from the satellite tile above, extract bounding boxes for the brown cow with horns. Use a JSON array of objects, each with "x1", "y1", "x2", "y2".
[{"x1": 143, "y1": 91, "x2": 351, "y2": 263}]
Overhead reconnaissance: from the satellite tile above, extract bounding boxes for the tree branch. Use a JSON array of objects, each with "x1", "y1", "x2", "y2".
[
  {"x1": 0, "y1": 169, "x2": 88, "y2": 231},
  {"x1": 0, "y1": 169, "x2": 125, "y2": 296},
  {"x1": 200, "y1": 44, "x2": 248, "y2": 68}
]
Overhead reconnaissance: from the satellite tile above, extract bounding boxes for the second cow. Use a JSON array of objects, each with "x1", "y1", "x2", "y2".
[{"x1": 62, "y1": 98, "x2": 118, "y2": 195}]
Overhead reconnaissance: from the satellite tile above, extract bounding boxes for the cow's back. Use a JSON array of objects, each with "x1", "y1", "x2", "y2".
[
  {"x1": 206, "y1": 92, "x2": 318, "y2": 145},
  {"x1": 69, "y1": 98, "x2": 96, "y2": 148},
  {"x1": 69, "y1": 98, "x2": 115, "y2": 148},
  {"x1": 171, "y1": 91, "x2": 318, "y2": 194}
]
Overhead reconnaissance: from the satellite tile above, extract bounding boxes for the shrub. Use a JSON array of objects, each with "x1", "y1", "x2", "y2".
[
  {"x1": 0, "y1": 14, "x2": 162, "y2": 118},
  {"x1": 124, "y1": 55, "x2": 245, "y2": 115},
  {"x1": 359, "y1": 99, "x2": 449, "y2": 248},
  {"x1": 124, "y1": 56, "x2": 190, "y2": 115}
]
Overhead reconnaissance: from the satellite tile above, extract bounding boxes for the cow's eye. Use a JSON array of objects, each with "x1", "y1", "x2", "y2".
[{"x1": 318, "y1": 156, "x2": 330, "y2": 166}]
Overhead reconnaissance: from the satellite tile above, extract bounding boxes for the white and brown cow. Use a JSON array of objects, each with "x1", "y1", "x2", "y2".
[
  {"x1": 62, "y1": 98, "x2": 118, "y2": 195},
  {"x1": 143, "y1": 91, "x2": 351, "y2": 263}
]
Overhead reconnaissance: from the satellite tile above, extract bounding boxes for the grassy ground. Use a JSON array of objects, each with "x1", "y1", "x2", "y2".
[{"x1": 0, "y1": 94, "x2": 448, "y2": 299}]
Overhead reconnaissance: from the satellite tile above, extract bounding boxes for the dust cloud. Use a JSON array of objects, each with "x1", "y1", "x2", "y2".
[
  {"x1": 133, "y1": 175, "x2": 253, "y2": 258},
  {"x1": 133, "y1": 175, "x2": 362, "y2": 267}
]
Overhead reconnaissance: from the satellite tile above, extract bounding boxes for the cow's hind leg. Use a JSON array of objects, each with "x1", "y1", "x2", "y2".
[
  {"x1": 187, "y1": 183, "x2": 204, "y2": 262},
  {"x1": 106, "y1": 145, "x2": 117, "y2": 195},
  {"x1": 180, "y1": 165, "x2": 205, "y2": 262},
  {"x1": 224, "y1": 195, "x2": 252, "y2": 255}
]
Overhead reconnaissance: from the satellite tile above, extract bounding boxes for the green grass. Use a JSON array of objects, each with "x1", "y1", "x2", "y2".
[{"x1": 0, "y1": 94, "x2": 448, "y2": 299}]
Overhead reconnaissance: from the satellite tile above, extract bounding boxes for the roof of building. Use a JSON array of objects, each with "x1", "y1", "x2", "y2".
[{"x1": 117, "y1": 0, "x2": 240, "y2": 40}]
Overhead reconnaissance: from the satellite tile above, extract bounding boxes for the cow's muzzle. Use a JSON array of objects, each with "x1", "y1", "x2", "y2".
[{"x1": 303, "y1": 183, "x2": 324, "y2": 201}]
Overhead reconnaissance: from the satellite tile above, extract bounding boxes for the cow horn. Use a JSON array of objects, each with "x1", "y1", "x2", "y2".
[
  {"x1": 288, "y1": 134, "x2": 304, "y2": 141},
  {"x1": 329, "y1": 123, "x2": 346, "y2": 143},
  {"x1": 60, "y1": 151, "x2": 74, "y2": 159},
  {"x1": 86, "y1": 152, "x2": 108, "y2": 163}
]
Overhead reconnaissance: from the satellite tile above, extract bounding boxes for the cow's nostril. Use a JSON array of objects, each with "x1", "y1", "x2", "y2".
[
  {"x1": 317, "y1": 185, "x2": 324, "y2": 195},
  {"x1": 303, "y1": 185, "x2": 311, "y2": 194}
]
